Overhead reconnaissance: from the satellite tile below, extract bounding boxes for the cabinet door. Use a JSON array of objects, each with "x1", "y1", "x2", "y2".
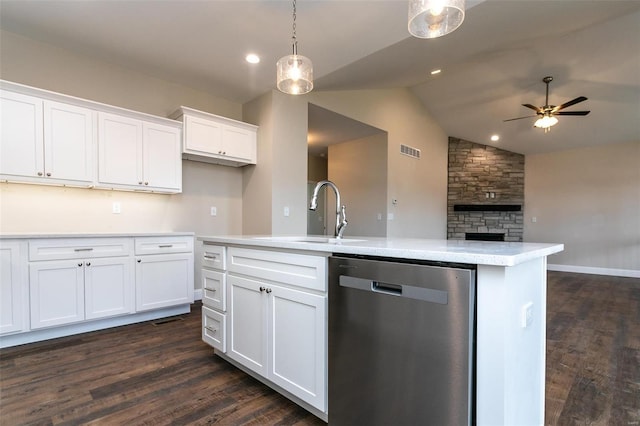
[
  {"x1": 227, "y1": 275, "x2": 268, "y2": 376},
  {"x1": 142, "y1": 122, "x2": 181, "y2": 192},
  {"x1": 85, "y1": 256, "x2": 134, "y2": 320},
  {"x1": 30, "y1": 260, "x2": 85, "y2": 329},
  {"x1": 222, "y1": 125, "x2": 256, "y2": 163},
  {"x1": 98, "y1": 112, "x2": 143, "y2": 187},
  {"x1": 269, "y1": 285, "x2": 327, "y2": 411},
  {"x1": 135, "y1": 253, "x2": 193, "y2": 312},
  {"x1": 43, "y1": 100, "x2": 94, "y2": 184},
  {"x1": 184, "y1": 114, "x2": 223, "y2": 155},
  {"x1": 0, "y1": 242, "x2": 26, "y2": 335},
  {"x1": 202, "y1": 269, "x2": 225, "y2": 311},
  {"x1": 0, "y1": 91, "x2": 44, "y2": 178}
]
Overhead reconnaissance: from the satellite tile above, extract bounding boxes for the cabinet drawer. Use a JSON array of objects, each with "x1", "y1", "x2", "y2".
[
  {"x1": 202, "y1": 306, "x2": 226, "y2": 353},
  {"x1": 134, "y1": 236, "x2": 193, "y2": 255},
  {"x1": 29, "y1": 238, "x2": 132, "y2": 261},
  {"x1": 202, "y1": 244, "x2": 225, "y2": 269},
  {"x1": 202, "y1": 269, "x2": 225, "y2": 311},
  {"x1": 227, "y1": 247, "x2": 327, "y2": 292}
]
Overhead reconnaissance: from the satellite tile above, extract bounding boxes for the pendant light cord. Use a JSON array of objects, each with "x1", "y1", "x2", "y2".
[{"x1": 291, "y1": 0, "x2": 298, "y2": 55}]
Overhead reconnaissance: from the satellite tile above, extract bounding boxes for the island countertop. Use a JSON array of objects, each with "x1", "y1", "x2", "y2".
[{"x1": 197, "y1": 235, "x2": 563, "y2": 267}]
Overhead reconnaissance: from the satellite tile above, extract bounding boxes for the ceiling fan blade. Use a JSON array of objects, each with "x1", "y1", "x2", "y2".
[
  {"x1": 503, "y1": 115, "x2": 537, "y2": 122},
  {"x1": 553, "y1": 96, "x2": 588, "y2": 111},
  {"x1": 522, "y1": 104, "x2": 542, "y2": 112},
  {"x1": 554, "y1": 111, "x2": 591, "y2": 116}
]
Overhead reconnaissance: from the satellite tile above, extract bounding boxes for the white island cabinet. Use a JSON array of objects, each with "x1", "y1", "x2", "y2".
[
  {"x1": 199, "y1": 244, "x2": 328, "y2": 415},
  {"x1": 197, "y1": 235, "x2": 564, "y2": 425},
  {"x1": 0, "y1": 233, "x2": 194, "y2": 348}
]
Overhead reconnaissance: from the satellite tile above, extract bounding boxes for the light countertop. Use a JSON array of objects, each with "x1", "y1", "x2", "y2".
[
  {"x1": 198, "y1": 235, "x2": 564, "y2": 267},
  {"x1": 1, "y1": 232, "x2": 195, "y2": 239}
]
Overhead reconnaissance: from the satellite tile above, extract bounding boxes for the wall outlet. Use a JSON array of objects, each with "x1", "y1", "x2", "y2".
[
  {"x1": 532, "y1": 216, "x2": 537, "y2": 223},
  {"x1": 210, "y1": 206, "x2": 217, "y2": 216},
  {"x1": 284, "y1": 206, "x2": 290, "y2": 217},
  {"x1": 112, "y1": 202, "x2": 121, "y2": 214},
  {"x1": 521, "y1": 302, "x2": 534, "y2": 328},
  {"x1": 387, "y1": 213, "x2": 394, "y2": 221}
]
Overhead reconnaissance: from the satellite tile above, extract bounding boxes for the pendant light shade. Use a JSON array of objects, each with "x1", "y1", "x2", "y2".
[
  {"x1": 277, "y1": 0, "x2": 313, "y2": 95},
  {"x1": 277, "y1": 54, "x2": 313, "y2": 95},
  {"x1": 408, "y1": 0, "x2": 465, "y2": 39}
]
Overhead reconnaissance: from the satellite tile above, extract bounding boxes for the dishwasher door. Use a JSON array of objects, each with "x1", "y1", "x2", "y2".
[{"x1": 328, "y1": 255, "x2": 476, "y2": 426}]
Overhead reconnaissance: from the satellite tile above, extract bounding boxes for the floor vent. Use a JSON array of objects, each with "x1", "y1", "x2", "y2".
[
  {"x1": 152, "y1": 316, "x2": 184, "y2": 326},
  {"x1": 400, "y1": 144, "x2": 421, "y2": 159}
]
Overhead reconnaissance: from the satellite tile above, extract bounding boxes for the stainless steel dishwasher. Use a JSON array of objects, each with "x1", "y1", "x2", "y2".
[{"x1": 328, "y1": 255, "x2": 476, "y2": 425}]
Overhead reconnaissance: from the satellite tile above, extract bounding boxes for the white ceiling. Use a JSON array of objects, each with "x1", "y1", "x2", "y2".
[{"x1": 1, "y1": 0, "x2": 639, "y2": 155}]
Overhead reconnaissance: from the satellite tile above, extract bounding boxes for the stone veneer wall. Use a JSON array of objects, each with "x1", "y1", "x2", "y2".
[{"x1": 447, "y1": 137, "x2": 524, "y2": 242}]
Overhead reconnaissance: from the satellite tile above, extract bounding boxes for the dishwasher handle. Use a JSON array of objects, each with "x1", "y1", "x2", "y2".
[{"x1": 339, "y1": 275, "x2": 448, "y2": 305}]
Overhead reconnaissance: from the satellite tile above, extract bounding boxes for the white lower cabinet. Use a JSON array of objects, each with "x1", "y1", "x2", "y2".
[
  {"x1": 0, "y1": 241, "x2": 27, "y2": 335},
  {"x1": 222, "y1": 246, "x2": 328, "y2": 413},
  {"x1": 84, "y1": 257, "x2": 135, "y2": 320},
  {"x1": 29, "y1": 256, "x2": 134, "y2": 329},
  {"x1": 135, "y1": 236, "x2": 194, "y2": 312},
  {"x1": 228, "y1": 274, "x2": 326, "y2": 411},
  {"x1": 1, "y1": 234, "x2": 194, "y2": 348},
  {"x1": 29, "y1": 259, "x2": 85, "y2": 329},
  {"x1": 135, "y1": 253, "x2": 193, "y2": 311}
]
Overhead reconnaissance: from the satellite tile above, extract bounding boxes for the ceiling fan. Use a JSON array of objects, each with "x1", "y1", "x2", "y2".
[{"x1": 504, "y1": 76, "x2": 590, "y2": 133}]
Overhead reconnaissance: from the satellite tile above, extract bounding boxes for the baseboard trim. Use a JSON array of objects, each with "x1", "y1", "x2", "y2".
[{"x1": 547, "y1": 264, "x2": 640, "y2": 278}]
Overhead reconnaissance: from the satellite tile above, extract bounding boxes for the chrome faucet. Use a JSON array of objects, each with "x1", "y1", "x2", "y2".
[{"x1": 309, "y1": 180, "x2": 348, "y2": 239}]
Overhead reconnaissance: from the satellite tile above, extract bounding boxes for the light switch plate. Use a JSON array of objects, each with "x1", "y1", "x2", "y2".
[{"x1": 112, "y1": 202, "x2": 121, "y2": 214}]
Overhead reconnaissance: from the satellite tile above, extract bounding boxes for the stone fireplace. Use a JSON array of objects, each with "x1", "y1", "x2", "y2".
[{"x1": 447, "y1": 137, "x2": 524, "y2": 242}]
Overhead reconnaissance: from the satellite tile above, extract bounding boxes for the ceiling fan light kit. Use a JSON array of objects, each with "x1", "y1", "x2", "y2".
[
  {"x1": 408, "y1": 0, "x2": 465, "y2": 39},
  {"x1": 277, "y1": 0, "x2": 313, "y2": 95},
  {"x1": 504, "y1": 76, "x2": 590, "y2": 133}
]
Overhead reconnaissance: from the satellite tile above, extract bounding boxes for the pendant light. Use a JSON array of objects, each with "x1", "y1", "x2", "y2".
[
  {"x1": 277, "y1": 0, "x2": 313, "y2": 95},
  {"x1": 408, "y1": 0, "x2": 466, "y2": 39}
]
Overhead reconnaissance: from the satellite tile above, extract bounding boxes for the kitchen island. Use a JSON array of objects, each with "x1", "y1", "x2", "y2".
[{"x1": 197, "y1": 235, "x2": 563, "y2": 425}]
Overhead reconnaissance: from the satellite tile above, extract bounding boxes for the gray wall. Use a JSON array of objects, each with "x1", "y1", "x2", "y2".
[{"x1": 524, "y1": 140, "x2": 640, "y2": 274}]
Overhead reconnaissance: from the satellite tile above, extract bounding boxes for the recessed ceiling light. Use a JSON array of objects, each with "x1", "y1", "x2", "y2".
[
  {"x1": 490, "y1": 135, "x2": 500, "y2": 142},
  {"x1": 430, "y1": 69, "x2": 442, "y2": 75},
  {"x1": 245, "y1": 54, "x2": 260, "y2": 64}
]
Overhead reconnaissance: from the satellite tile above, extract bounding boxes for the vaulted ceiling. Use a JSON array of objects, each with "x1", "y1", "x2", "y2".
[{"x1": 1, "y1": 0, "x2": 639, "y2": 154}]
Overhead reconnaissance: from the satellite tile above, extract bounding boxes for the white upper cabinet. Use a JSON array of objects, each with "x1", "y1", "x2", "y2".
[
  {"x1": 44, "y1": 101, "x2": 94, "y2": 184},
  {"x1": 97, "y1": 112, "x2": 181, "y2": 193},
  {"x1": 171, "y1": 106, "x2": 257, "y2": 167},
  {"x1": 98, "y1": 112, "x2": 143, "y2": 187},
  {"x1": 0, "y1": 91, "x2": 43, "y2": 179},
  {"x1": 0, "y1": 91, "x2": 94, "y2": 185},
  {"x1": 0, "y1": 80, "x2": 181, "y2": 193}
]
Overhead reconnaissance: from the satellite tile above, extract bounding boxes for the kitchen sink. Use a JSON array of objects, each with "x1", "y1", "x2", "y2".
[{"x1": 251, "y1": 236, "x2": 366, "y2": 244}]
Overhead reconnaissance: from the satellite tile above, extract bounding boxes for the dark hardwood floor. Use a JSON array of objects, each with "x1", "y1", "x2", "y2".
[{"x1": 1, "y1": 271, "x2": 638, "y2": 425}]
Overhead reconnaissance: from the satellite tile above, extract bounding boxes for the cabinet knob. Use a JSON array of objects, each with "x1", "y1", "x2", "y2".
[
  {"x1": 138, "y1": 181, "x2": 143, "y2": 185},
  {"x1": 259, "y1": 286, "x2": 266, "y2": 292},
  {"x1": 137, "y1": 259, "x2": 142, "y2": 263},
  {"x1": 144, "y1": 182, "x2": 149, "y2": 185},
  {"x1": 266, "y1": 288, "x2": 272, "y2": 294},
  {"x1": 46, "y1": 172, "x2": 51, "y2": 177},
  {"x1": 78, "y1": 263, "x2": 83, "y2": 267},
  {"x1": 38, "y1": 172, "x2": 43, "y2": 176},
  {"x1": 86, "y1": 262, "x2": 91, "y2": 266},
  {"x1": 222, "y1": 151, "x2": 226, "y2": 155}
]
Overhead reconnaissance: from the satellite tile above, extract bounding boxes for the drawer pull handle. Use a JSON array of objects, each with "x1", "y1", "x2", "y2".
[
  {"x1": 204, "y1": 287, "x2": 216, "y2": 292},
  {"x1": 74, "y1": 248, "x2": 94, "y2": 252},
  {"x1": 204, "y1": 326, "x2": 217, "y2": 334},
  {"x1": 158, "y1": 244, "x2": 173, "y2": 248},
  {"x1": 203, "y1": 255, "x2": 217, "y2": 260}
]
